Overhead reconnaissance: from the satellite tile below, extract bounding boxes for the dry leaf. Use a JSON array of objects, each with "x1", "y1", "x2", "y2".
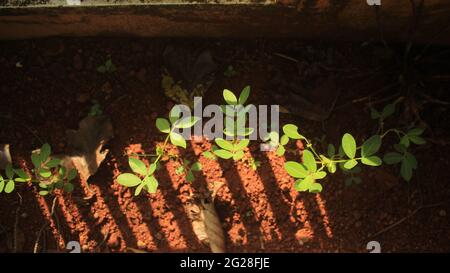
[
  {"x1": 163, "y1": 45, "x2": 216, "y2": 91},
  {"x1": 0, "y1": 144, "x2": 12, "y2": 170},
  {"x1": 186, "y1": 195, "x2": 226, "y2": 253},
  {"x1": 64, "y1": 116, "x2": 113, "y2": 181}
]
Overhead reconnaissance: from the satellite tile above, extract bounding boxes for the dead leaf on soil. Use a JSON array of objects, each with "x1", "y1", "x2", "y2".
[
  {"x1": 185, "y1": 194, "x2": 226, "y2": 253},
  {"x1": 0, "y1": 144, "x2": 12, "y2": 170},
  {"x1": 163, "y1": 45, "x2": 216, "y2": 91},
  {"x1": 64, "y1": 116, "x2": 113, "y2": 181}
]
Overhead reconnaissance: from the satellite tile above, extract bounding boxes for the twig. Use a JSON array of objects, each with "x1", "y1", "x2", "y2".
[
  {"x1": 33, "y1": 196, "x2": 58, "y2": 253},
  {"x1": 369, "y1": 199, "x2": 450, "y2": 239},
  {"x1": 273, "y1": 52, "x2": 298, "y2": 63},
  {"x1": 334, "y1": 83, "x2": 398, "y2": 111},
  {"x1": 419, "y1": 93, "x2": 450, "y2": 106}
]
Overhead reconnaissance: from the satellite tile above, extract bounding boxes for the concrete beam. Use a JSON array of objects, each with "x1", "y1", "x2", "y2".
[{"x1": 1, "y1": 0, "x2": 449, "y2": 43}]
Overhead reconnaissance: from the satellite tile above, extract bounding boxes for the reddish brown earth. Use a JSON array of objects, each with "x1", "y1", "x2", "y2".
[{"x1": 0, "y1": 38, "x2": 449, "y2": 253}]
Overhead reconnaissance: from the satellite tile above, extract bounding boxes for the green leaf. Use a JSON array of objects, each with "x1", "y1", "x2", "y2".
[
  {"x1": 400, "y1": 136, "x2": 410, "y2": 147},
  {"x1": 400, "y1": 160, "x2": 413, "y2": 181},
  {"x1": 129, "y1": 158, "x2": 147, "y2": 176},
  {"x1": 223, "y1": 89, "x2": 238, "y2": 105},
  {"x1": 409, "y1": 135, "x2": 426, "y2": 145},
  {"x1": 175, "y1": 166, "x2": 184, "y2": 175},
  {"x1": 233, "y1": 150, "x2": 245, "y2": 161},
  {"x1": 39, "y1": 168, "x2": 52, "y2": 178},
  {"x1": 342, "y1": 133, "x2": 356, "y2": 159},
  {"x1": 234, "y1": 139, "x2": 250, "y2": 150},
  {"x1": 236, "y1": 128, "x2": 254, "y2": 137},
  {"x1": 294, "y1": 176, "x2": 313, "y2": 192},
  {"x1": 361, "y1": 135, "x2": 381, "y2": 157},
  {"x1": 143, "y1": 176, "x2": 158, "y2": 194},
  {"x1": 186, "y1": 170, "x2": 195, "y2": 182},
  {"x1": 169, "y1": 105, "x2": 182, "y2": 124},
  {"x1": 405, "y1": 152, "x2": 417, "y2": 169},
  {"x1": 135, "y1": 183, "x2": 144, "y2": 196},
  {"x1": 408, "y1": 128, "x2": 424, "y2": 136},
  {"x1": 238, "y1": 86, "x2": 250, "y2": 105},
  {"x1": 117, "y1": 173, "x2": 142, "y2": 187},
  {"x1": 370, "y1": 108, "x2": 381, "y2": 119},
  {"x1": 5, "y1": 180, "x2": 15, "y2": 193},
  {"x1": 381, "y1": 103, "x2": 396, "y2": 118},
  {"x1": 327, "y1": 144, "x2": 335, "y2": 158},
  {"x1": 223, "y1": 127, "x2": 236, "y2": 137},
  {"x1": 215, "y1": 138, "x2": 234, "y2": 151},
  {"x1": 202, "y1": 151, "x2": 216, "y2": 160},
  {"x1": 327, "y1": 162, "x2": 337, "y2": 174},
  {"x1": 31, "y1": 153, "x2": 42, "y2": 168},
  {"x1": 174, "y1": 116, "x2": 200, "y2": 129},
  {"x1": 276, "y1": 145, "x2": 285, "y2": 156},
  {"x1": 54, "y1": 181, "x2": 64, "y2": 189},
  {"x1": 46, "y1": 158, "x2": 61, "y2": 168},
  {"x1": 14, "y1": 169, "x2": 29, "y2": 181},
  {"x1": 191, "y1": 162, "x2": 202, "y2": 172},
  {"x1": 213, "y1": 149, "x2": 233, "y2": 159},
  {"x1": 309, "y1": 183, "x2": 323, "y2": 193},
  {"x1": 394, "y1": 144, "x2": 407, "y2": 153},
  {"x1": 170, "y1": 132, "x2": 186, "y2": 148},
  {"x1": 63, "y1": 183, "x2": 74, "y2": 193},
  {"x1": 67, "y1": 169, "x2": 78, "y2": 181},
  {"x1": 5, "y1": 164, "x2": 13, "y2": 179},
  {"x1": 313, "y1": 171, "x2": 327, "y2": 180},
  {"x1": 156, "y1": 118, "x2": 171, "y2": 133},
  {"x1": 302, "y1": 150, "x2": 317, "y2": 172},
  {"x1": 97, "y1": 66, "x2": 106, "y2": 73},
  {"x1": 285, "y1": 161, "x2": 308, "y2": 178},
  {"x1": 343, "y1": 159, "x2": 358, "y2": 170},
  {"x1": 148, "y1": 163, "x2": 157, "y2": 176},
  {"x1": 361, "y1": 156, "x2": 382, "y2": 166},
  {"x1": 0, "y1": 180, "x2": 4, "y2": 193},
  {"x1": 280, "y1": 135, "x2": 289, "y2": 146},
  {"x1": 283, "y1": 124, "x2": 304, "y2": 140},
  {"x1": 39, "y1": 190, "x2": 49, "y2": 196},
  {"x1": 383, "y1": 152, "x2": 403, "y2": 164},
  {"x1": 40, "y1": 143, "x2": 51, "y2": 162},
  {"x1": 59, "y1": 166, "x2": 66, "y2": 177}
]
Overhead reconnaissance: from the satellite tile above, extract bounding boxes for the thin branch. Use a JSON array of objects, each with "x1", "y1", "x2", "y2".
[{"x1": 369, "y1": 199, "x2": 450, "y2": 239}]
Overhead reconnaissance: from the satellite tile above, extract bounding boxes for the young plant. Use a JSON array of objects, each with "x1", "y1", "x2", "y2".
[
  {"x1": 223, "y1": 65, "x2": 238, "y2": 78},
  {"x1": 0, "y1": 143, "x2": 78, "y2": 196},
  {"x1": 96, "y1": 56, "x2": 116, "y2": 74},
  {"x1": 206, "y1": 87, "x2": 253, "y2": 162},
  {"x1": 116, "y1": 105, "x2": 201, "y2": 195},
  {"x1": 279, "y1": 121, "x2": 426, "y2": 193}
]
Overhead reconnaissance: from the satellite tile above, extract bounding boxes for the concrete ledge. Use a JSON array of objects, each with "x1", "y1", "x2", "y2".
[{"x1": 1, "y1": 1, "x2": 450, "y2": 43}]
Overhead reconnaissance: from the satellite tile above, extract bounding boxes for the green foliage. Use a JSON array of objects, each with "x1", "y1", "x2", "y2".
[
  {"x1": 1, "y1": 143, "x2": 79, "y2": 195},
  {"x1": 117, "y1": 157, "x2": 158, "y2": 195},
  {"x1": 88, "y1": 100, "x2": 103, "y2": 117},
  {"x1": 117, "y1": 105, "x2": 200, "y2": 194},
  {"x1": 210, "y1": 87, "x2": 253, "y2": 162},
  {"x1": 113, "y1": 84, "x2": 426, "y2": 196},
  {"x1": 97, "y1": 57, "x2": 116, "y2": 74},
  {"x1": 279, "y1": 119, "x2": 425, "y2": 192},
  {"x1": 223, "y1": 65, "x2": 238, "y2": 78}
]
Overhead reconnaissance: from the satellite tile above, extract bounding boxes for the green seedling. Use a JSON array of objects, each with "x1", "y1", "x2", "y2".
[
  {"x1": 117, "y1": 105, "x2": 201, "y2": 195},
  {"x1": 97, "y1": 57, "x2": 116, "y2": 74},
  {"x1": 207, "y1": 86, "x2": 253, "y2": 162},
  {"x1": 0, "y1": 143, "x2": 78, "y2": 195}
]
